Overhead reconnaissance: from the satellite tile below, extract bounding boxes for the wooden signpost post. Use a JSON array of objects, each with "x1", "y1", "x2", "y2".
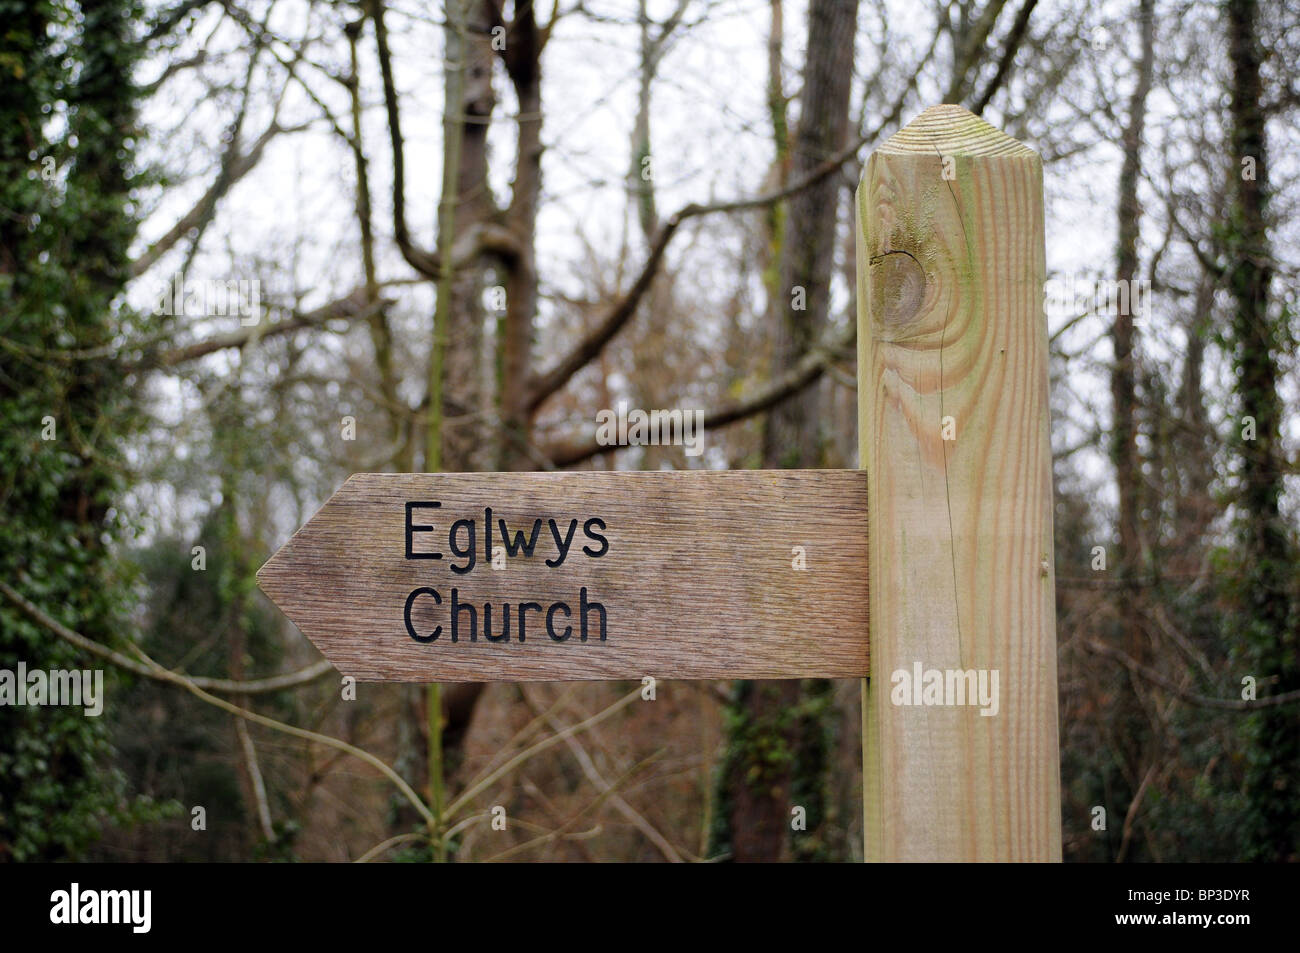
[
  {"x1": 258, "y1": 105, "x2": 1062, "y2": 862},
  {"x1": 857, "y1": 105, "x2": 1061, "y2": 861}
]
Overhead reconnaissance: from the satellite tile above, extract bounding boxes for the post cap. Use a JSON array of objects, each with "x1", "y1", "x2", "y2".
[{"x1": 877, "y1": 104, "x2": 1036, "y2": 159}]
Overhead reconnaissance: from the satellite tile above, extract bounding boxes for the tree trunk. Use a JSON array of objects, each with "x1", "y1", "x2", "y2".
[
  {"x1": 715, "y1": 0, "x2": 858, "y2": 863},
  {"x1": 1224, "y1": 0, "x2": 1300, "y2": 863},
  {"x1": 1111, "y1": 0, "x2": 1153, "y2": 634},
  {"x1": 1107, "y1": 0, "x2": 1155, "y2": 863}
]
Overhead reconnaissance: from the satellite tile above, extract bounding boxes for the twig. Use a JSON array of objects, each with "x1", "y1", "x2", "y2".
[
  {"x1": 0, "y1": 579, "x2": 433, "y2": 826},
  {"x1": 0, "y1": 579, "x2": 335, "y2": 695},
  {"x1": 445, "y1": 686, "x2": 643, "y2": 819},
  {"x1": 354, "y1": 832, "x2": 430, "y2": 863},
  {"x1": 541, "y1": 322, "x2": 855, "y2": 467},
  {"x1": 533, "y1": 697, "x2": 687, "y2": 862},
  {"x1": 1115, "y1": 762, "x2": 1157, "y2": 863},
  {"x1": 235, "y1": 716, "x2": 275, "y2": 840},
  {"x1": 1081, "y1": 637, "x2": 1300, "y2": 710}
]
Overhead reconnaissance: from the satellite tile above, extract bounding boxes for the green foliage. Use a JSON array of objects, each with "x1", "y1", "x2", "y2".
[
  {"x1": 253, "y1": 820, "x2": 302, "y2": 863},
  {"x1": 1220, "y1": 540, "x2": 1300, "y2": 861},
  {"x1": 1218, "y1": 25, "x2": 1300, "y2": 853},
  {"x1": 788, "y1": 678, "x2": 837, "y2": 862},
  {"x1": 390, "y1": 830, "x2": 436, "y2": 864},
  {"x1": 91, "y1": 527, "x2": 296, "y2": 861},
  {"x1": 0, "y1": 0, "x2": 144, "y2": 860},
  {"x1": 708, "y1": 678, "x2": 840, "y2": 862}
]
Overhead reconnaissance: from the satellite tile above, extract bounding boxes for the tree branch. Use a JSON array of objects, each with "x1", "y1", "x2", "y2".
[
  {"x1": 174, "y1": 655, "x2": 432, "y2": 826},
  {"x1": 525, "y1": 141, "x2": 871, "y2": 415},
  {"x1": 539, "y1": 321, "x2": 855, "y2": 468},
  {"x1": 971, "y1": 0, "x2": 1039, "y2": 115},
  {"x1": 943, "y1": 0, "x2": 1012, "y2": 104},
  {"x1": 445, "y1": 686, "x2": 643, "y2": 820},
  {"x1": 1081, "y1": 637, "x2": 1300, "y2": 710},
  {"x1": 128, "y1": 287, "x2": 385, "y2": 370},
  {"x1": 0, "y1": 579, "x2": 335, "y2": 695},
  {"x1": 0, "y1": 578, "x2": 434, "y2": 827}
]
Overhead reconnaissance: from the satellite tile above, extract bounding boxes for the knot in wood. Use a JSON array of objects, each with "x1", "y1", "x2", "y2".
[{"x1": 870, "y1": 250, "x2": 926, "y2": 329}]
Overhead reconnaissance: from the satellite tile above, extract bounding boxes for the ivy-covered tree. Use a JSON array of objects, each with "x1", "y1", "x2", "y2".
[
  {"x1": 1222, "y1": 0, "x2": 1300, "y2": 863},
  {"x1": 0, "y1": 0, "x2": 144, "y2": 860}
]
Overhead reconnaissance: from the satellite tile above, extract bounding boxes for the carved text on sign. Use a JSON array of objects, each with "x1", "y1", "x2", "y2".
[{"x1": 403, "y1": 502, "x2": 610, "y2": 645}]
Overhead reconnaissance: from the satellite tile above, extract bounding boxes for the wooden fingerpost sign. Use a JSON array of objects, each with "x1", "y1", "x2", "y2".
[
  {"x1": 257, "y1": 470, "x2": 869, "y2": 681},
  {"x1": 857, "y1": 104, "x2": 1061, "y2": 861},
  {"x1": 257, "y1": 104, "x2": 1062, "y2": 862}
]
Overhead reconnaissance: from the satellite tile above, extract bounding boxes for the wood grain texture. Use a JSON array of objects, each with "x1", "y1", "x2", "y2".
[
  {"x1": 857, "y1": 105, "x2": 1062, "y2": 861},
  {"x1": 257, "y1": 470, "x2": 868, "y2": 681}
]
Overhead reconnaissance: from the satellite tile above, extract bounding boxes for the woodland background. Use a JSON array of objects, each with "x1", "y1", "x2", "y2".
[{"x1": 1, "y1": 0, "x2": 1297, "y2": 862}]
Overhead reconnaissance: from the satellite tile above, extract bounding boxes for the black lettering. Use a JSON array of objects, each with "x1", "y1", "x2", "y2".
[
  {"x1": 449, "y1": 518, "x2": 476, "y2": 574},
  {"x1": 484, "y1": 602, "x2": 511, "y2": 643},
  {"x1": 450, "y1": 588, "x2": 476, "y2": 642},
  {"x1": 546, "y1": 519, "x2": 579, "y2": 568},
  {"x1": 519, "y1": 602, "x2": 543, "y2": 642},
  {"x1": 582, "y1": 517, "x2": 609, "y2": 558},
  {"x1": 499, "y1": 518, "x2": 543, "y2": 558},
  {"x1": 580, "y1": 587, "x2": 606, "y2": 642},
  {"x1": 405, "y1": 502, "x2": 442, "y2": 559},
  {"x1": 404, "y1": 587, "x2": 442, "y2": 642},
  {"x1": 546, "y1": 602, "x2": 572, "y2": 641}
]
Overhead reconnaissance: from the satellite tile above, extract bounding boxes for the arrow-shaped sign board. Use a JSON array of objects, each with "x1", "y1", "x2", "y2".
[{"x1": 257, "y1": 470, "x2": 868, "y2": 681}]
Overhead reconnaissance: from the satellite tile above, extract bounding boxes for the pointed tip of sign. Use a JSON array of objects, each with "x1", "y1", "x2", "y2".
[
  {"x1": 878, "y1": 104, "x2": 1036, "y2": 159},
  {"x1": 255, "y1": 557, "x2": 280, "y2": 602},
  {"x1": 256, "y1": 544, "x2": 294, "y2": 605},
  {"x1": 256, "y1": 474, "x2": 363, "y2": 603}
]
